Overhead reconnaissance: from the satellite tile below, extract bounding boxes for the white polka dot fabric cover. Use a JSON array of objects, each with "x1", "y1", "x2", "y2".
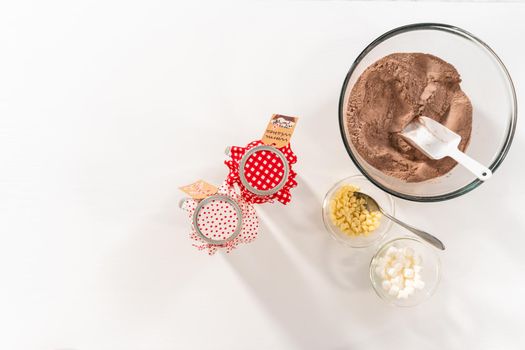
[{"x1": 181, "y1": 183, "x2": 259, "y2": 255}]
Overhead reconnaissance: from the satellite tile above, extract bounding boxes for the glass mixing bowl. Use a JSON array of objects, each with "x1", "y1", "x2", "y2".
[
  {"x1": 339, "y1": 23, "x2": 517, "y2": 202},
  {"x1": 322, "y1": 175, "x2": 395, "y2": 248}
]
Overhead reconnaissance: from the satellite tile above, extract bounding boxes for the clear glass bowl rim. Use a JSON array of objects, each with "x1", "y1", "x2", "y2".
[
  {"x1": 321, "y1": 174, "x2": 395, "y2": 248},
  {"x1": 369, "y1": 236, "x2": 442, "y2": 307},
  {"x1": 338, "y1": 22, "x2": 518, "y2": 202}
]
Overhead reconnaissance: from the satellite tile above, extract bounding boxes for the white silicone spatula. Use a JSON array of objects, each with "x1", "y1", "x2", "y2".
[{"x1": 401, "y1": 116, "x2": 492, "y2": 181}]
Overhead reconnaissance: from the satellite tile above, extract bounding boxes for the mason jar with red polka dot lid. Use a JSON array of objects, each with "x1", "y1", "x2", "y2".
[{"x1": 180, "y1": 182, "x2": 259, "y2": 255}]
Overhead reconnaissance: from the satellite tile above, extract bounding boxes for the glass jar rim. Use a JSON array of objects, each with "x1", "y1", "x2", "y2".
[
  {"x1": 192, "y1": 194, "x2": 243, "y2": 245},
  {"x1": 239, "y1": 145, "x2": 289, "y2": 196}
]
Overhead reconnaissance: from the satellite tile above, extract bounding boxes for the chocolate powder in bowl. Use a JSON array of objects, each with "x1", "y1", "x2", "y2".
[{"x1": 346, "y1": 53, "x2": 473, "y2": 182}]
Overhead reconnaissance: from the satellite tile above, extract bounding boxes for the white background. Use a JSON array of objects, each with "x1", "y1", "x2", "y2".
[{"x1": 1, "y1": 1, "x2": 524, "y2": 349}]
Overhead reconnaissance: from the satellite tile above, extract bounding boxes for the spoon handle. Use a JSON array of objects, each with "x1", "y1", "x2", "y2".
[
  {"x1": 380, "y1": 209, "x2": 445, "y2": 250},
  {"x1": 448, "y1": 148, "x2": 492, "y2": 181}
]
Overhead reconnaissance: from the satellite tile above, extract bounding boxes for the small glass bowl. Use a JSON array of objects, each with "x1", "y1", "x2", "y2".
[
  {"x1": 339, "y1": 23, "x2": 517, "y2": 202},
  {"x1": 370, "y1": 237, "x2": 441, "y2": 307},
  {"x1": 322, "y1": 175, "x2": 394, "y2": 248}
]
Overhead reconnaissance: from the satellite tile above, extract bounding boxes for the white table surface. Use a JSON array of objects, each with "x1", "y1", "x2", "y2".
[{"x1": 1, "y1": 1, "x2": 525, "y2": 349}]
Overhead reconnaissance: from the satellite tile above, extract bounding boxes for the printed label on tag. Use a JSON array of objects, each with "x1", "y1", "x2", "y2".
[
  {"x1": 261, "y1": 114, "x2": 298, "y2": 148},
  {"x1": 179, "y1": 180, "x2": 218, "y2": 199}
]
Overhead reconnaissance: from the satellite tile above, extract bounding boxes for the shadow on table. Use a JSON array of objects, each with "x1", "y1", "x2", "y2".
[
  {"x1": 264, "y1": 174, "x2": 378, "y2": 291},
  {"x1": 97, "y1": 191, "x2": 207, "y2": 332},
  {"x1": 223, "y1": 176, "x2": 386, "y2": 348}
]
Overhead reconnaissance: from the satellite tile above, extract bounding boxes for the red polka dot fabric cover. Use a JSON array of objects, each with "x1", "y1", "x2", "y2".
[
  {"x1": 181, "y1": 183, "x2": 259, "y2": 255},
  {"x1": 225, "y1": 140, "x2": 298, "y2": 205}
]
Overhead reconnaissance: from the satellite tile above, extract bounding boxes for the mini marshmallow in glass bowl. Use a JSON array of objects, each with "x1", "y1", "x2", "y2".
[{"x1": 369, "y1": 237, "x2": 441, "y2": 307}]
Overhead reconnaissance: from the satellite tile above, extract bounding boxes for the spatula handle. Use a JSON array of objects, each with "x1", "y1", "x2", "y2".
[{"x1": 449, "y1": 148, "x2": 492, "y2": 181}]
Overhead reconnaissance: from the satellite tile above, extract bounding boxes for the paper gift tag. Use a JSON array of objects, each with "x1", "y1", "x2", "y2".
[
  {"x1": 261, "y1": 114, "x2": 298, "y2": 148},
  {"x1": 179, "y1": 180, "x2": 218, "y2": 200}
]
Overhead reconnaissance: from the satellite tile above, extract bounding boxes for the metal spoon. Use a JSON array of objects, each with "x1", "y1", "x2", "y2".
[{"x1": 355, "y1": 192, "x2": 445, "y2": 250}]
